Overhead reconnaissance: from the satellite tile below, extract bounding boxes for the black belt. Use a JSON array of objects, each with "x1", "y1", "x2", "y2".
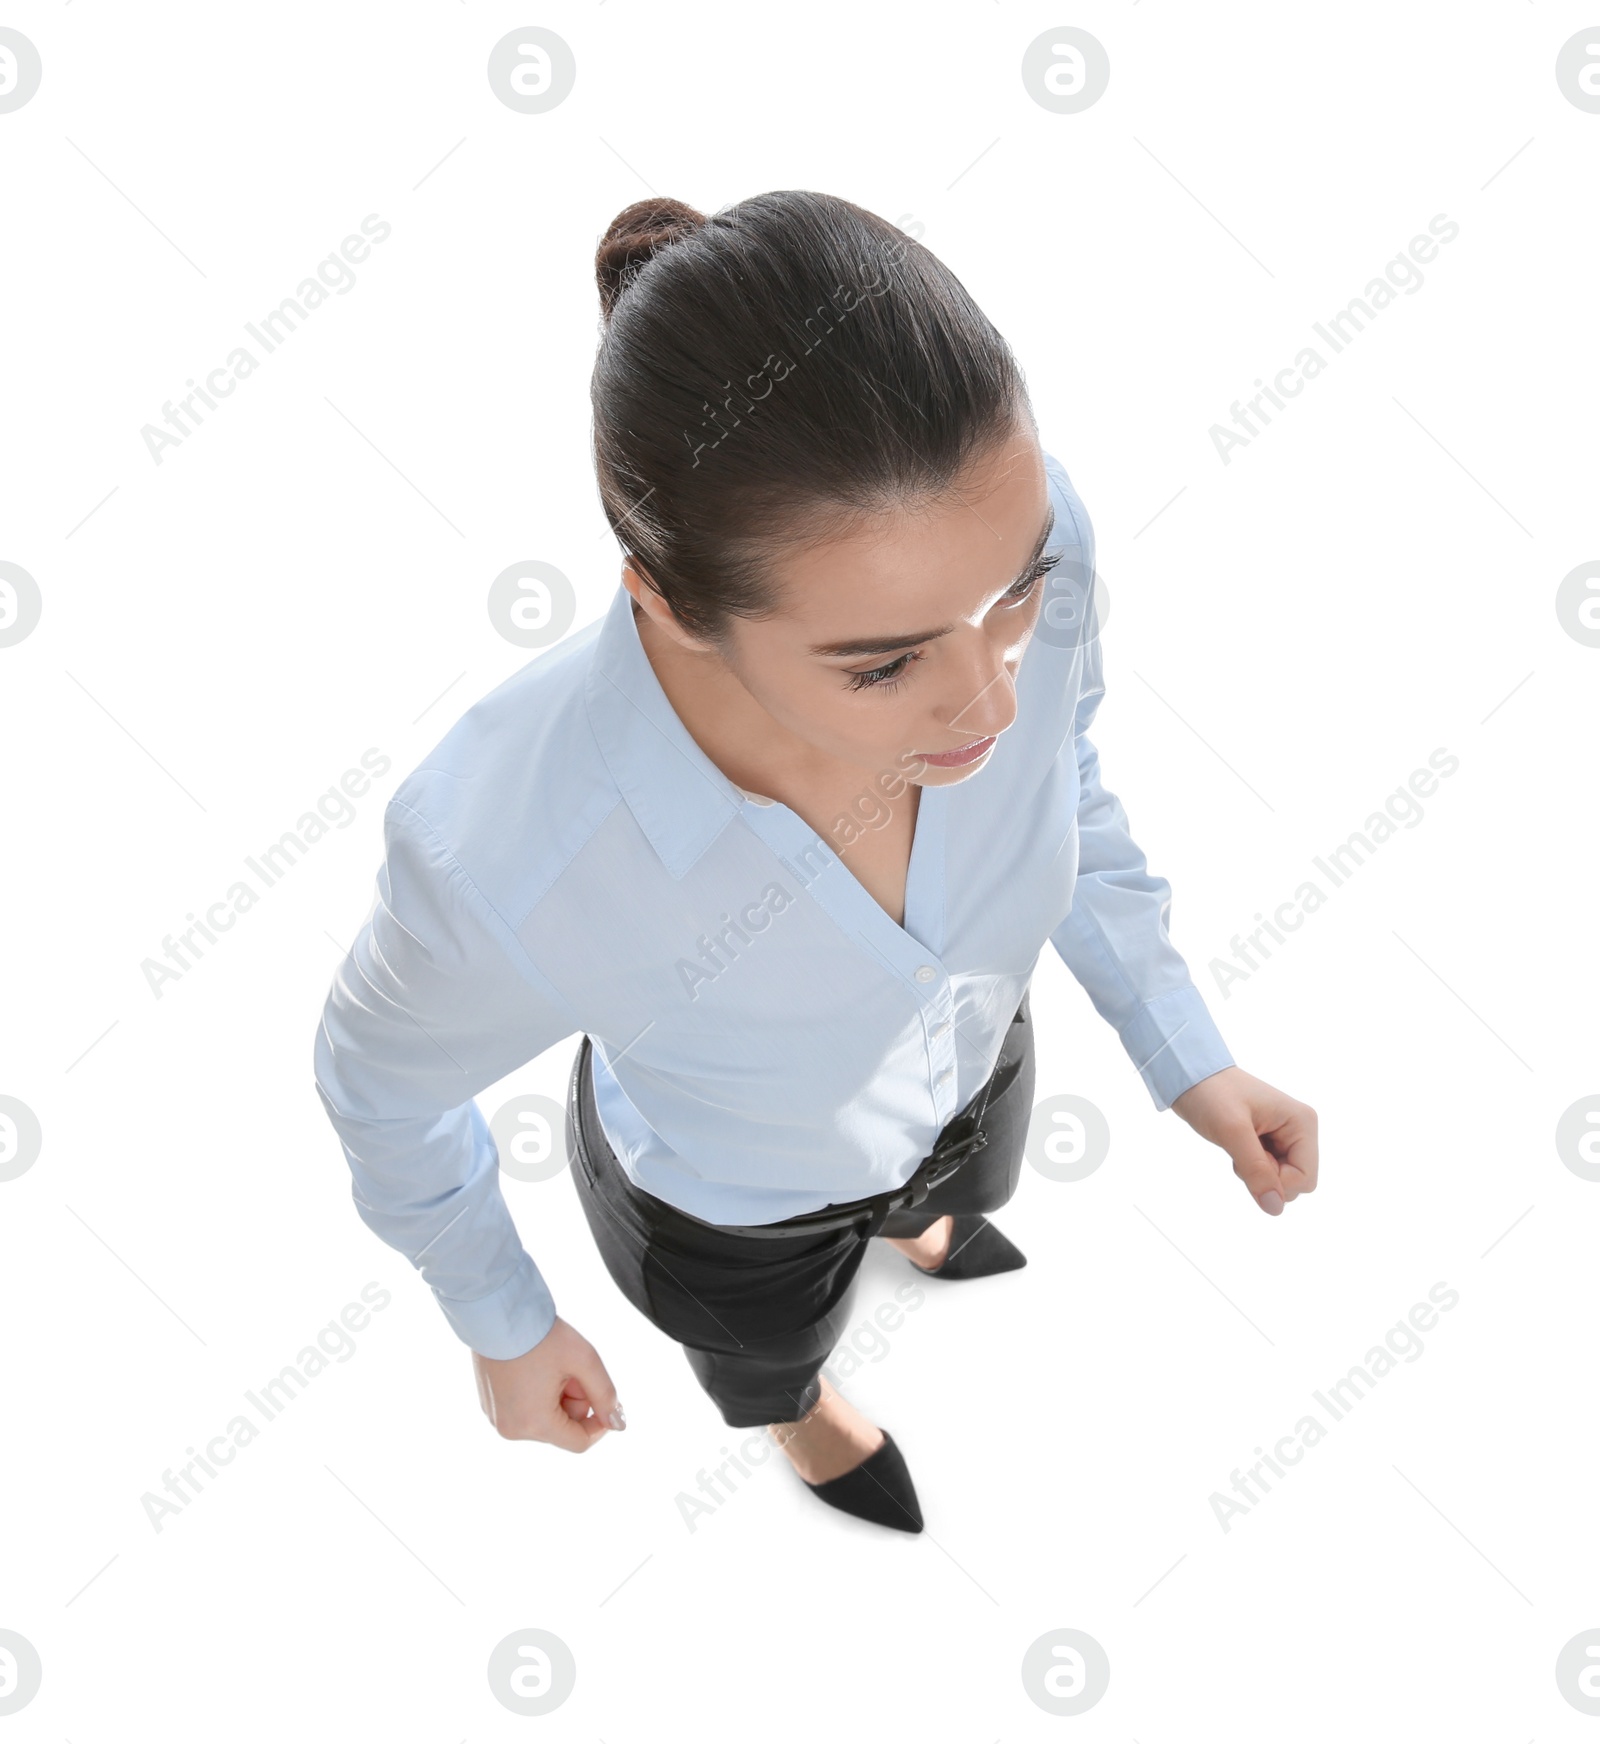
[{"x1": 607, "y1": 995, "x2": 1030, "y2": 1241}]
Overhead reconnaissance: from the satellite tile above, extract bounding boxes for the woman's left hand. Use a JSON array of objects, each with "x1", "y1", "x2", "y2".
[{"x1": 1169, "y1": 1066, "x2": 1318, "y2": 1217}]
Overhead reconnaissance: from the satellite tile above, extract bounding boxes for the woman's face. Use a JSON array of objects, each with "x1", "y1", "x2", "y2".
[{"x1": 640, "y1": 423, "x2": 1055, "y2": 790}]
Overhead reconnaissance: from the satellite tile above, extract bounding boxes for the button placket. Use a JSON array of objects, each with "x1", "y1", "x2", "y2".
[
  {"x1": 733, "y1": 800, "x2": 961, "y2": 1122},
  {"x1": 918, "y1": 968, "x2": 958, "y2": 1123}
]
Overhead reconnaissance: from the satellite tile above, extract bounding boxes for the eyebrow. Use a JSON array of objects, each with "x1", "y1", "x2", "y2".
[{"x1": 808, "y1": 504, "x2": 1057, "y2": 659}]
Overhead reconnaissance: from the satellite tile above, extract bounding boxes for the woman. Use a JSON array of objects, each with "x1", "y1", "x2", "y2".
[{"x1": 313, "y1": 191, "x2": 1318, "y2": 1534}]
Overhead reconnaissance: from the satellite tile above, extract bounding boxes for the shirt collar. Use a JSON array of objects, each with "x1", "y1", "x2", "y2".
[{"x1": 584, "y1": 584, "x2": 747, "y2": 879}]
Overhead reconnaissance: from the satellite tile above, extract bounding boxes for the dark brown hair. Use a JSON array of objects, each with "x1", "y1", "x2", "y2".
[{"x1": 590, "y1": 191, "x2": 1028, "y2": 641}]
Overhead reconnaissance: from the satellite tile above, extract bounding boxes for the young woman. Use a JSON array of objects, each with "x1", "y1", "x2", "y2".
[{"x1": 313, "y1": 191, "x2": 1318, "y2": 1533}]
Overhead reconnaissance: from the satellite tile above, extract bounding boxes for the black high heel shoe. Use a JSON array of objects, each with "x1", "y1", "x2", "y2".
[
  {"x1": 800, "y1": 1428, "x2": 923, "y2": 1533},
  {"x1": 910, "y1": 1213, "x2": 1027, "y2": 1280}
]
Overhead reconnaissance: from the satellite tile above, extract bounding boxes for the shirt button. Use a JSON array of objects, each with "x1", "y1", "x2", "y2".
[
  {"x1": 931, "y1": 1019, "x2": 951, "y2": 1038},
  {"x1": 915, "y1": 965, "x2": 936, "y2": 983},
  {"x1": 740, "y1": 789, "x2": 775, "y2": 807},
  {"x1": 936, "y1": 1067, "x2": 953, "y2": 1087}
]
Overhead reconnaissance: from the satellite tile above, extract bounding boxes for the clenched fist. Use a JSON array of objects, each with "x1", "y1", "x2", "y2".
[
  {"x1": 1171, "y1": 1066, "x2": 1319, "y2": 1216},
  {"x1": 473, "y1": 1317, "x2": 627, "y2": 1452}
]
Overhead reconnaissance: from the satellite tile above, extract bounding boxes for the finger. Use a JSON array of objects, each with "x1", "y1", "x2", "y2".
[
  {"x1": 540, "y1": 1401, "x2": 603, "y2": 1454},
  {"x1": 480, "y1": 1375, "x2": 583, "y2": 1449},
  {"x1": 1285, "y1": 1116, "x2": 1318, "y2": 1192},
  {"x1": 534, "y1": 1378, "x2": 619, "y2": 1451},
  {"x1": 564, "y1": 1345, "x2": 627, "y2": 1434},
  {"x1": 1263, "y1": 1109, "x2": 1319, "y2": 1195},
  {"x1": 1226, "y1": 1127, "x2": 1286, "y2": 1215},
  {"x1": 1276, "y1": 1159, "x2": 1309, "y2": 1203},
  {"x1": 1267, "y1": 1142, "x2": 1306, "y2": 1204}
]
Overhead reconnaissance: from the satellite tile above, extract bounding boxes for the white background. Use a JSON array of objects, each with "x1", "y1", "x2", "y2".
[{"x1": 2, "y1": 1, "x2": 1597, "y2": 1737}]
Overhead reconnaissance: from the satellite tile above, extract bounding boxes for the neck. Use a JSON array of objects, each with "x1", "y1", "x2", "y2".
[{"x1": 632, "y1": 602, "x2": 848, "y2": 802}]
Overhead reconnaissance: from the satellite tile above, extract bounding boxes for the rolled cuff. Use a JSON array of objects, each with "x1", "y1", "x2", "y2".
[
  {"x1": 434, "y1": 1250, "x2": 558, "y2": 1360},
  {"x1": 1118, "y1": 984, "x2": 1235, "y2": 1112}
]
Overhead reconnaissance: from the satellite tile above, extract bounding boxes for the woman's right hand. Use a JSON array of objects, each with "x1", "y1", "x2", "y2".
[{"x1": 472, "y1": 1317, "x2": 626, "y2": 1451}]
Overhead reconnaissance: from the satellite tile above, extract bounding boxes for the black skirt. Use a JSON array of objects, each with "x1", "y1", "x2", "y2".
[{"x1": 564, "y1": 994, "x2": 1037, "y2": 1426}]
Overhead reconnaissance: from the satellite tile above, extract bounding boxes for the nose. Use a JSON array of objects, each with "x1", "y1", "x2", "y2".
[{"x1": 937, "y1": 636, "x2": 1017, "y2": 744}]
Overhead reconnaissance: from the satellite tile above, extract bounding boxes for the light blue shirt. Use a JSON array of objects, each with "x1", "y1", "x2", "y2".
[{"x1": 312, "y1": 451, "x2": 1234, "y2": 1360}]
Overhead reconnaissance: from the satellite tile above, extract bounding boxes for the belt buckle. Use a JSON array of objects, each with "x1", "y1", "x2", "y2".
[
  {"x1": 926, "y1": 1124, "x2": 978, "y2": 1186},
  {"x1": 901, "y1": 1173, "x2": 932, "y2": 1211},
  {"x1": 925, "y1": 1157, "x2": 962, "y2": 1193}
]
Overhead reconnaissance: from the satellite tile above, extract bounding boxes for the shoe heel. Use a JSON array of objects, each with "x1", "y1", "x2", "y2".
[{"x1": 913, "y1": 1213, "x2": 1028, "y2": 1280}]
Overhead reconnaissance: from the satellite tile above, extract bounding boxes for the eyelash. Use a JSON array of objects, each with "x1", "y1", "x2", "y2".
[{"x1": 843, "y1": 553, "x2": 1062, "y2": 693}]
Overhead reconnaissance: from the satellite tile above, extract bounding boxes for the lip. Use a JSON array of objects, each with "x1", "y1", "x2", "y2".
[{"x1": 916, "y1": 734, "x2": 997, "y2": 769}]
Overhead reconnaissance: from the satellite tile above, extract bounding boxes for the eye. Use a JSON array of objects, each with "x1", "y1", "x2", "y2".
[
  {"x1": 1003, "y1": 551, "x2": 1062, "y2": 605},
  {"x1": 845, "y1": 649, "x2": 924, "y2": 693},
  {"x1": 841, "y1": 552, "x2": 1063, "y2": 693}
]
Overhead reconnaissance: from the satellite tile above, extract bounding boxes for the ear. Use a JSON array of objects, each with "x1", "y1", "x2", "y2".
[{"x1": 621, "y1": 557, "x2": 718, "y2": 654}]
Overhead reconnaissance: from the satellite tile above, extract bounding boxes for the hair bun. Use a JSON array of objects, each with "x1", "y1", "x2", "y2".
[{"x1": 595, "y1": 197, "x2": 707, "y2": 320}]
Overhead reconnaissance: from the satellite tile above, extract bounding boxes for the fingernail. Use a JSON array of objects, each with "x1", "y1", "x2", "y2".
[
  {"x1": 606, "y1": 1405, "x2": 627, "y2": 1431},
  {"x1": 1260, "y1": 1190, "x2": 1284, "y2": 1216}
]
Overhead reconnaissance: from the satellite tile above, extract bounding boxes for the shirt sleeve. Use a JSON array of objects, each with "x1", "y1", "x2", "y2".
[
  {"x1": 1044, "y1": 471, "x2": 1235, "y2": 1113},
  {"x1": 312, "y1": 797, "x2": 580, "y2": 1359}
]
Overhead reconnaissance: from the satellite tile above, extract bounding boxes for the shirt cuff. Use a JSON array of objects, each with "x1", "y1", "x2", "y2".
[
  {"x1": 1117, "y1": 984, "x2": 1235, "y2": 1112},
  {"x1": 434, "y1": 1251, "x2": 558, "y2": 1360}
]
